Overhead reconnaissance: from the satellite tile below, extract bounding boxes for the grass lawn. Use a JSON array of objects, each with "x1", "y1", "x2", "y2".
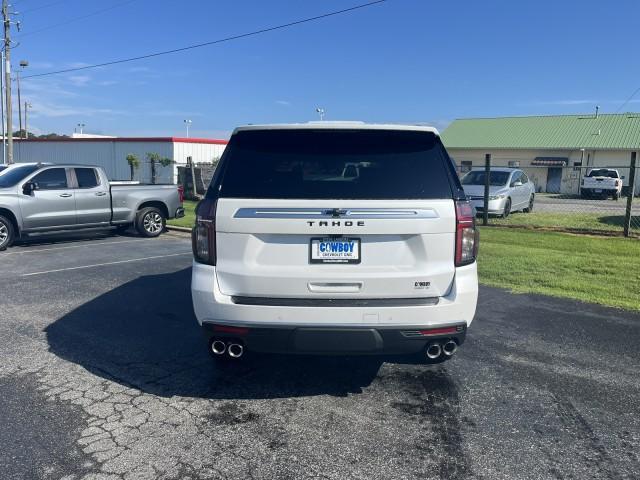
[
  {"x1": 167, "y1": 200, "x2": 198, "y2": 228},
  {"x1": 478, "y1": 227, "x2": 640, "y2": 311},
  {"x1": 490, "y1": 211, "x2": 639, "y2": 234}
]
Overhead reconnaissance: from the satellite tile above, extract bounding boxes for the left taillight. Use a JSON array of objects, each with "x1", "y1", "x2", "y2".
[
  {"x1": 455, "y1": 200, "x2": 479, "y2": 267},
  {"x1": 192, "y1": 199, "x2": 217, "y2": 265},
  {"x1": 177, "y1": 185, "x2": 184, "y2": 204}
]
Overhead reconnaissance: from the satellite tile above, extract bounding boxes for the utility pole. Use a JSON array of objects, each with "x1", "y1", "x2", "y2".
[
  {"x1": 0, "y1": 49, "x2": 5, "y2": 164},
  {"x1": 2, "y1": 0, "x2": 13, "y2": 164}
]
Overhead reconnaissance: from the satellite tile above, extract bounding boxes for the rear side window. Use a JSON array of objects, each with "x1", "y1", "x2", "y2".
[
  {"x1": 215, "y1": 129, "x2": 455, "y2": 199},
  {"x1": 75, "y1": 168, "x2": 100, "y2": 188},
  {"x1": 32, "y1": 168, "x2": 68, "y2": 190}
]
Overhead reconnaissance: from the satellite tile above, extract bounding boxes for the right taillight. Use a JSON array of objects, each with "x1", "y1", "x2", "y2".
[
  {"x1": 192, "y1": 199, "x2": 217, "y2": 265},
  {"x1": 455, "y1": 200, "x2": 478, "y2": 267}
]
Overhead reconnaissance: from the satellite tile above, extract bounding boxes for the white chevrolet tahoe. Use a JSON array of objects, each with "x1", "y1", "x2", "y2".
[{"x1": 191, "y1": 122, "x2": 479, "y2": 363}]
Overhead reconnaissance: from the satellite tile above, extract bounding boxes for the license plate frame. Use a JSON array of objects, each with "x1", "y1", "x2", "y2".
[{"x1": 310, "y1": 237, "x2": 361, "y2": 264}]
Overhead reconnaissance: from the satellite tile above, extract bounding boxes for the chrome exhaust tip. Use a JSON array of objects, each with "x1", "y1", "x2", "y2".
[
  {"x1": 426, "y1": 342, "x2": 442, "y2": 360},
  {"x1": 227, "y1": 343, "x2": 244, "y2": 358},
  {"x1": 442, "y1": 339, "x2": 458, "y2": 356},
  {"x1": 211, "y1": 340, "x2": 227, "y2": 355}
]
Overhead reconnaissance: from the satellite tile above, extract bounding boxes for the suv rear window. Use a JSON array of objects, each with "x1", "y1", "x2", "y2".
[{"x1": 214, "y1": 129, "x2": 456, "y2": 199}]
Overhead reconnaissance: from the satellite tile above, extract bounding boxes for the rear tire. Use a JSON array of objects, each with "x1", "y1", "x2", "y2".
[
  {"x1": 613, "y1": 191, "x2": 620, "y2": 201},
  {"x1": 502, "y1": 198, "x2": 511, "y2": 218},
  {"x1": 136, "y1": 207, "x2": 165, "y2": 238},
  {"x1": 0, "y1": 215, "x2": 15, "y2": 250}
]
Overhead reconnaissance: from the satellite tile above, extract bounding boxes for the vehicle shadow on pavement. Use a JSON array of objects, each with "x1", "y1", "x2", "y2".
[{"x1": 45, "y1": 268, "x2": 391, "y2": 399}]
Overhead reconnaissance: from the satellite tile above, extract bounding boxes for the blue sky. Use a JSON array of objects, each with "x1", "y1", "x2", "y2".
[{"x1": 15, "y1": 0, "x2": 640, "y2": 138}]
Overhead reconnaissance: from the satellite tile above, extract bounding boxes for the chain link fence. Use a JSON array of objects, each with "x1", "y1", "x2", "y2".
[
  {"x1": 177, "y1": 162, "x2": 218, "y2": 200},
  {"x1": 457, "y1": 156, "x2": 639, "y2": 237}
]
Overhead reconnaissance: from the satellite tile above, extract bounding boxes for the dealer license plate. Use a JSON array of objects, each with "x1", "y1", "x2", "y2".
[{"x1": 310, "y1": 238, "x2": 361, "y2": 264}]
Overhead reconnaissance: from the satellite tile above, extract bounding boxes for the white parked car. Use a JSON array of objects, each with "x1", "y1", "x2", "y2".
[
  {"x1": 191, "y1": 122, "x2": 479, "y2": 363},
  {"x1": 461, "y1": 168, "x2": 536, "y2": 217}
]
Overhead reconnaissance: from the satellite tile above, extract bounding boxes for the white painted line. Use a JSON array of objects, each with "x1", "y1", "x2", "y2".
[
  {"x1": 4, "y1": 238, "x2": 159, "y2": 255},
  {"x1": 22, "y1": 252, "x2": 192, "y2": 277}
]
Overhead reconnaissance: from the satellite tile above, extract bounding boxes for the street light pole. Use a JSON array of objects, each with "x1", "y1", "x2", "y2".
[
  {"x1": 24, "y1": 101, "x2": 30, "y2": 138},
  {"x1": 77, "y1": 123, "x2": 85, "y2": 134},
  {"x1": 183, "y1": 119, "x2": 192, "y2": 138},
  {"x1": 16, "y1": 60, "x2": 27, "y2": 138}
]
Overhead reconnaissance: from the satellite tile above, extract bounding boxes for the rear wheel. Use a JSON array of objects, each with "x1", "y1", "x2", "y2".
[
  {"x1": 136, "y1": 207, "x2": 166, "y2": 238},
  {"x1": 502, "y1": 198, "x2": 511, "y2": 218},
  {"x1": 0, "y1": 215, "x2": 15, "y2": 250},
  {"x1": 523, "y1": 195, "x2": 534, "y2": 213},
  {"x1": 612, "y1": 191, "x2": 620, "y2": 201}
]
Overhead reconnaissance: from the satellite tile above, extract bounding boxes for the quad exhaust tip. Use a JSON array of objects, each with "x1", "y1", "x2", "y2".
[
  {"x1": 442, "y1": 340, "x2": 458, "y2": 356},
  {"x1": 426, "y1": 342, "x2": 442, "y2": 359},
  {"x1": 211, "y1": 340, "x2": 227, "y2": 355},
  {"x1": 228, "y1": 343, "x2": 244, "y2": 358}
]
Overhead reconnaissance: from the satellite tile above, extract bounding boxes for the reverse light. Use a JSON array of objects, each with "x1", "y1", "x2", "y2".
[
  {"x1": 455, "y1": 200, "x2": 479, "y2": 267},
  {"x1": 192, "y1": 199, "x2": 217, "y2": 265}
]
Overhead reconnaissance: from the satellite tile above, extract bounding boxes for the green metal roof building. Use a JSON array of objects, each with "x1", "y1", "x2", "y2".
[{"x1": 441, "y1": 113, "x2": 640, "y2": 194}]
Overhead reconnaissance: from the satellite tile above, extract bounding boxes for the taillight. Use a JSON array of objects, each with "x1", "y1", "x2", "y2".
[
  {"x1": 455, "y1": 200, "x2": 478, "y2": 267},
  {"x1": 177, "y1": 185, "x2": 184, "y2": 204},
  {"x1": 192, "y1": 199, "x2": 217, "y2": 265}
]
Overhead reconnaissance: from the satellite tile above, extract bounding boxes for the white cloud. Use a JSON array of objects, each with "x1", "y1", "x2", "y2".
[
  {"x1": 97, "y1": 80, "x2": 118, "y2": 86},
  {"x1": 276, "y1": 100, "x2": 292, "y2": 106},
  {"x1": 127, "y1": 66, "x2": 152, "y2": 73},
  {"x1": 68, "y1": 75, "x2": 91, "y2": 87}
]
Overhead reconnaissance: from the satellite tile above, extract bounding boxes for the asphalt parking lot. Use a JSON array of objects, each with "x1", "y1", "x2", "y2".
[
  {"x1": 1, "y1": 231, "x2": 639, "y2": 480},
  {"x1": 535, "y1": 193, "x2": 640, "y2": 215}
]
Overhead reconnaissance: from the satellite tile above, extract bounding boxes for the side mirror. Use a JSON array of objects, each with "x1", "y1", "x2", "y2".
[
  {"x1": 23, "y1": 182, "x2": 36, "y2": 195},
  {"x1": 512, "y1": 181, "x2": 523, "y2": 187},
  {"x1": 621, "y1": 175, "x2": 626, "y2": 180}
]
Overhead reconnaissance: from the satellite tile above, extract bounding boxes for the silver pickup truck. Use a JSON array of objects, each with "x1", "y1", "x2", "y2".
[{"x1": 0, "y1": 163, "x2": 184, "y2": 249}]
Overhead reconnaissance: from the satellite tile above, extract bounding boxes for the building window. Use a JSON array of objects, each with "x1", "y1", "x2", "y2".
[
  {"x1": 508, "y1": 160, "x2": 520, "y2": 168},
  {"x1": 460, "y1": 161, "x2": 472, "y2": 174},
  {"x1": 573, "y1": 161, "x2": 582, "y2": 172}
]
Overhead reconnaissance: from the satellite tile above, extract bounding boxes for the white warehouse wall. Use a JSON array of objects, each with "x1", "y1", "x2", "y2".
[{"x1": 13, "y1": 138, "x2": 228, "y2": 184}]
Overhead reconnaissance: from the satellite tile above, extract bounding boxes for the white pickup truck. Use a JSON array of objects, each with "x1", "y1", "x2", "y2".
[{"x1": 581, "y1": 168, "x2": 623, "y2": 199}]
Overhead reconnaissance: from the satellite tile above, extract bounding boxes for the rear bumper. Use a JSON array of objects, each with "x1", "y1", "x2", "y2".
[
  {"x1": 191, "y1": 261, "x2": 478, "y2": 354},
  {"x1": 581, "y1": 188, "x2": 617, "y2": 194},
  {"x1": 201, "y1": 322, "x2": 467, "y2": 355}
]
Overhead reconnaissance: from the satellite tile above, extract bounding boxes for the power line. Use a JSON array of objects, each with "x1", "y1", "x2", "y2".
[
  {"x1": 615, "y1": 86, "x2": 640, "y2": 113},
  {"x1": 17, "y1": 0, "x2": 139, "y2": 38},
  {"x1": 23, "y1": 0, "x2": 388, "y2": 79}
]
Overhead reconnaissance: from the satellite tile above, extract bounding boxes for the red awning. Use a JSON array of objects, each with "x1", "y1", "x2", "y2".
[{"x1": 531, "y1": 157, "x2": 568, "y2": 166}]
